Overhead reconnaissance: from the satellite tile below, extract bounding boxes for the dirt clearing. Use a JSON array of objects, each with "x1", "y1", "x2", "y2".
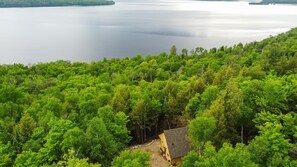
[{"x1": 129, "y1": 139, "x2": 170, "y2": 167}]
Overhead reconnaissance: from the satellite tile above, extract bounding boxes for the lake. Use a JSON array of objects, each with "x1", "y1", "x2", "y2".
[{"x1": 0, "y1": 0, "x2": 297, "y2": 64}]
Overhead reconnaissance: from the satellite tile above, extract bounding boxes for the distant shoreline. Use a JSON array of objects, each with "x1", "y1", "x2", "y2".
[
  {"x1": 0, "y1": 1, "x2": 115, "y2": 8},
  {"x1": 249, "y1": 2, "x2": 265, "y2": 5},
  {"x1": 249, "y1": 3, "x2": 297, "y2": 5},
  {"x1": 249, "y1": 1, "x2": 297, "y2": 5}
]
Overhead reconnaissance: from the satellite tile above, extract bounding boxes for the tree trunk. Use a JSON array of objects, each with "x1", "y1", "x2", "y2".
[
  {"x1": 241, "y1": 122, "x2": 243, "y2": 143},
  {"x1": 167, "y1": 117, "x2": 171, "y2": 129},
  {"x1": 155, "y1": 118, "x2": 158, "y2": 137},
  {"x1": 199, "y1": 141, "x2": 204, "y2": 156},
  {"x1": 140, "y1": 126, "x2": 143, "y2": 143},
  {"x1": 144, "y1": 129, "x2": 146, "y2": 142},
  {"x1": 136, "y1": 126, "x2": 141, "y2": 143}
]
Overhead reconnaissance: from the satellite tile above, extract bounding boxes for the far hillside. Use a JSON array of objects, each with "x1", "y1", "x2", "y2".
[
  {"x1": 260, "y1": 0, "x2": 297, "y2": 4},
  {"x1": 0, "y1": 0, "x2": 114, "y2": 7}
]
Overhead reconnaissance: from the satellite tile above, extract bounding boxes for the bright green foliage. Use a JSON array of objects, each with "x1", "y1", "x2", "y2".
[
  {"x1": 14, "y1": 150, "x2": 41, "y2": 167},
  {"x1": 22, "y1": 127, "x2": 46, "y2": 152},
  {"x1": 61, "y1": 127, "x2": 85, "y2": 156},
  {"x1": 249, "y1": 122, "x2": 293, "y2": 166},
  {"x1": 97, "y1": 106, "x2": 131, "y2": 149},
  {"x1": 170, "y1": 45, "x2": 177, "y2": 56},
  {"x1": 16, "y1": 114, "x2": 36, "y2": 143},
  {"x1": 0, "y1": 85, "x2": 24, "y2": 120},
  {"x1": 39, "y1": 119, "x2": 74, "y2": 164},
  {"x1": 185, "y1": 93, "x2": 201, "y2": 118},
  {"x1": 188, "y1": 116, "x2": 216, "y2": 153},
  {"x1": 111, "y1": 85, "x2": 130, "y2": 113},
  {"x1": 111, "y1": 149, "x2": 150, "y2": 167},
  {"x1": 181, "y1": 151, "x2": 199, "y2": 167},
  {"x1": 207, "y1": 80, "x2": 243, "y2": 146},
  {"x1": 85, "y1": 117, "x2": 118, "y2": 166},
  {"x1": 0, "y1": 142, "x2": 15, "y2": 167},
  {"x1": 57, "y1": 149, "x2": 101, "y2": 167},
  {"x1": 213, "y1": 143, "x2": 257, "y2": 167},
  {"x1": 198, "y1": 86, "x2": 219, "y2": 114},
  {"x1": 64, "y1": 158, "x2": 101, "y2": 167},
  {"x1": 248, "y1": 75, "x2": 288, "y2": 114},
  {"x1": 185, "y1": 86, "x2": 220, "y2": 118},
  {"x1": 43, "y1": 97, "x2": 64, "y2": 117},
  {"x1": 181, "y1": 142, "x2": 257, "y2": 167}
]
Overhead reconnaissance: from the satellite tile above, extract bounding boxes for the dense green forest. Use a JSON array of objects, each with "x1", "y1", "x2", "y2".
[
  {"x1": 0, "y1": 0, "x2": 114, "y2": 8},
  {"x1": 1, "y1": 28, "x2": 297, "y2": 166}
]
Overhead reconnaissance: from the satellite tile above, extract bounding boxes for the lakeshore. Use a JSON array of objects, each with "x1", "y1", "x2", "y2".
[{"x1": 0, "y1": 0, "x2": 115, "y2": 8}]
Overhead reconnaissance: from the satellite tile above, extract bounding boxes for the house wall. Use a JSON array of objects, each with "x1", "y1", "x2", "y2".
[
  {"x1": 159, "y1": 133, "x2": 171, "y2": 162},
  {"x1": 171, "y1": 157, "x2": 182, "y2": 166}
]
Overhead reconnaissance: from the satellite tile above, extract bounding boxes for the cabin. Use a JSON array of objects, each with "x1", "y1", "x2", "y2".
[{"x1": 158, "y1": 127, "x2": 190, "y2": 166}]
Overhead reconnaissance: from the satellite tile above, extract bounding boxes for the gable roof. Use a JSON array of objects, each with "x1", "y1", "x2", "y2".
[{"x1": 163, "y1": 127, "x2": 190, "y2": 159}]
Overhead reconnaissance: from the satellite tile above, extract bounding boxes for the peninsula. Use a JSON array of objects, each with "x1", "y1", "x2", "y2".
[
  {"x1": 250, "y1": 0, "x2": 297, "y2": 5},
  {"x1": 0, "y1": 0, "x2": 114, "y2": 8}
]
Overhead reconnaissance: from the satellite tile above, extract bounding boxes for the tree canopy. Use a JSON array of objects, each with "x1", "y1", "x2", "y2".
[{"x1": 1, "y1": 28, "x2": 297, "y2": 166}]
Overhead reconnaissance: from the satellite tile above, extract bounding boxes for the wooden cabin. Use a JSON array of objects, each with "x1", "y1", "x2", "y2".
[{"x1": 159, "y1": 127, "x2": 190, "y2": 166}]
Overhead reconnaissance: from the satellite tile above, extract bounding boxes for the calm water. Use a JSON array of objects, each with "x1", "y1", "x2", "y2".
[{"x1": 0, "y1": 0, "x2": 297, "y2": 64}]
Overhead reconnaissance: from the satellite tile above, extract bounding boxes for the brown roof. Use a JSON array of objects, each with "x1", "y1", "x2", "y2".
[{"x1": 163, "y1": 127, "x2": 190, "y2": 159}]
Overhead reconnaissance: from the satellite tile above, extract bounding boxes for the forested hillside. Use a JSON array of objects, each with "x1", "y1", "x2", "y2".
[
  {"x1": 1, "y1": 28, "x2": 297, "y2": 166},
  {"x1": 261, "y1": 0, "x2": 297, "y2": 4},
  {"x1": 0, "y1": 0, "x2": 114, "y2": 8}
]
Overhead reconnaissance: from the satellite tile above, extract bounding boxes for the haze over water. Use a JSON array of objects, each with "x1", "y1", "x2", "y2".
[{"x1": 0, "y1": 0, "x2": 297, "y2": 64}]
